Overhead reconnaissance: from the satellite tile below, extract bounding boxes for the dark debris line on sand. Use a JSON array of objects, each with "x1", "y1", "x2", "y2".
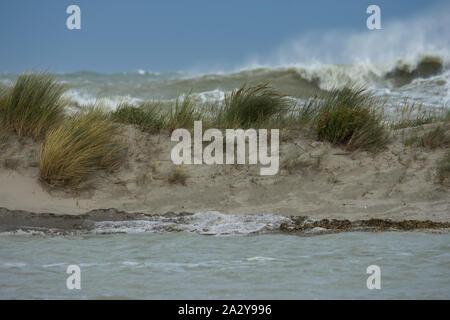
[
  {"x1": 0, "y1": 207, "x2": 449, "y2": 236},
  {"x1": 279, "y1": 216, "x2": 450, "y2": 234}
]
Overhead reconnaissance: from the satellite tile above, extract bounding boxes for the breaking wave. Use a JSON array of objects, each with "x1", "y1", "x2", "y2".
[
  {"x1": 16, "y1": 52, "x2": 441, "y2": 112},
  {"x1": 1, "y1": 4, "x2": 449, "y2": 108},
  {"x1": 1, "y1": 53, "x2": 448, "y2": 112}
]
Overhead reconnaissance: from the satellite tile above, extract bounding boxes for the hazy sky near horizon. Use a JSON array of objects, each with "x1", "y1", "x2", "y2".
[{"x1": 0, "y1": 0, "x2": 446, "y2": 73}]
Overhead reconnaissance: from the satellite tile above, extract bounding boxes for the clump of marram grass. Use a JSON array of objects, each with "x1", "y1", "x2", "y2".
[
  {"x1": 168, "y1": 166, "x2": 188, "y2": 185},
  {"x1": 2, "y1": 72, "x2": 68, "y2": 139},
  {"x1": 437, "y1": 152, "x2": 450, "y2": 187},
  {"x1": 314, "y1": 85, "x2": 388, "y2": 152},
  {"x1": 217, "y1": 82, "x2": 293, "y2": 128},
  {"x1": 38, "y1": 107, "x2": 123, "y2": 188},
  {"x1": 291, "y1": 98, "x2": 320, "y2": 125},
  {"x1": 111, "y1": 101, "x2": 165, "y2": 133},
  {"x1": 165, "y1": 94, "x2": 202, "y2": 131}
]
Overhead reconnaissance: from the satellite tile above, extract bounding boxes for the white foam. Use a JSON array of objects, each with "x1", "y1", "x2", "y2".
[
  {"x1": 93, "y1": 211, "x2": 291, "y2": 235},
  {"x1": 79, "y1": 262, "x2": 112, "y2": 267},
  {"x1": 194, "y1": 89, "x2": 226, "y2": 104},
  {"x1": 233, "y1": 3, "x2": 450, "y2": 92},
  {"x1": 246, "y1": 256, "x2": 278, "y2": 262},
  {"x1": 2, "y1": 262, "x2": 27, "y2": 268},
  {"x1": 42, "y1": 263, "x2": 68, "y2": 268},
  {"x1": 0, "y1": 78, "x2": 12, "y2": 86},
  {"x1": 63, "y1": 90, "x2": 144, "y2": 111}
]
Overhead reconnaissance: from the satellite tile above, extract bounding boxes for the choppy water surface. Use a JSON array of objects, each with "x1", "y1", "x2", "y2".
[
  {"x1": 1, "y1": 231, "x2": 449, "y2": 299},
  {"x1": 1, "y1": 53, "x2": 449, "y2": 111}
]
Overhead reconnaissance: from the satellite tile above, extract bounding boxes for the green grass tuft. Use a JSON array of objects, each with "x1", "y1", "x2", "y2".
[
  {"x1": 38, "y1": 107, "x2": 123, "y2": 188},
  {"x1": 165, "y1": 93, "x2": 201, "y2": 131},
  {"x1": 110, "y1": 101, "x2": 165, "y2": 133},
  {"x1": 314, "y1": 85, "x2": 388, "y2": 152},
  {"x1": 218, "y1": 82, "x2": 293, "y2": 128},
  {"x1": 2, "y1": 72, "x2": 68, "y2": 139}
]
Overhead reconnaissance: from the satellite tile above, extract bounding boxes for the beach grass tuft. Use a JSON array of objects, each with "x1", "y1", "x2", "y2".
[
  {"x1": 314, "y1": 85, "x2": 388, "y2": 152},
  {"x1": 38, "y1": 107, "x2": 123, "y2": 188},
  {"x1": 293, "y1": 98, "x2": 320, "y2": 125},
  {"x1": 218, "y1": 82, "x2": 293, "y2": 128},
  {"x1": 2, "y1": 72, "x2": 68, "y2": 139},
  {"x1": 110, "y1": 101, "x2": 165, "y2": 133},
  {"x1": 165, "y1": 93, "x2": 202, "y2": 131}
]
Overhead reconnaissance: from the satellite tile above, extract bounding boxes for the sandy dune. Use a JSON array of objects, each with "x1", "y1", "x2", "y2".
[{"x1": 0, "y1": 123, "x2": 448, "y2": 221}]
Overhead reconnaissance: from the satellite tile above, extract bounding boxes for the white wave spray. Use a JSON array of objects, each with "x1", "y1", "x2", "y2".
[{"x1": 238, "y1": 3, "x2": 450, "y2": 90}]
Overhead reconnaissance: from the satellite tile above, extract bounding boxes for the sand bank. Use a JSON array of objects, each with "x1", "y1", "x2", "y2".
[{"x1": 0, "y1": 124, "x2": 448, "y2": 222}]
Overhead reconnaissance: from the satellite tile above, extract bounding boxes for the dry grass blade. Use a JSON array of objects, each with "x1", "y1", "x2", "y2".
[{"x1": 391, "y1": 101, "x2": 449, "y2": 129}]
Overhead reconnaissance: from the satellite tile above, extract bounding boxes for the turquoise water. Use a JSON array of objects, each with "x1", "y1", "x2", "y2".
[{"x1": 0, "y1": 231, "x2": 449, "y2": 299}]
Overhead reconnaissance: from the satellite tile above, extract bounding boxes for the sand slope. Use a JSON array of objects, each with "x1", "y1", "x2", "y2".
[{"x1": 0, "y1": 124, "x2": 448, "y2": 221}]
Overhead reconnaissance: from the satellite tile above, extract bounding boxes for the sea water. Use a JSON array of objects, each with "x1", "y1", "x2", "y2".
[
  {"x1": 1, "y1": 230, "x2": 449, "y2": 299},
  {"x1": 0, "y1": 53, "x2": 449, "y2": 111},
  {"x1": 1, "y1": 44, "x2": 449, "y2": 301}
]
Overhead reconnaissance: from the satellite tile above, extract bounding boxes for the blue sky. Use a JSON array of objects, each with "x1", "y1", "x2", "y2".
[{"x1": 0, "y1": 0, "x2": 445, "y2": 73}]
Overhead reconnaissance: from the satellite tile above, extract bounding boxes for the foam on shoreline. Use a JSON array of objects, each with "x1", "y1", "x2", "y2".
[{"x1": 1, "y1": 207, "x2": 449, "y2": 237}]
